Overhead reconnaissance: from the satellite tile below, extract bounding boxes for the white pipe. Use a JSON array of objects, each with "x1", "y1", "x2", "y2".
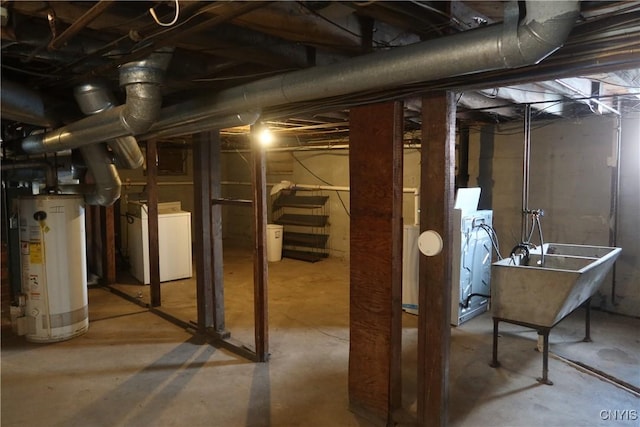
[
  {"x1": 293, "y1": 184, "x2": 350, "y2": 192},
  {"x1": 123, "y1": 181, "x2": 194, "y2": 186},
  {"x1": 221, "y1": 144, "x2": 422, "y2": 153},
  {"x1": 122, "y1": 180, "x2": 420, "y2": 223}
]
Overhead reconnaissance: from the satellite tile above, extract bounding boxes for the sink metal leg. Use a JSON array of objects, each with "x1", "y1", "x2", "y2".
[
  {"x1": 536, "y1": 330, "x2": 553, "y2": 385},
  {"x1": 583, "y1": 297, "x2": 592, "y2": 342},
  {"x1": 490, "y1": 318, "x2": 500, "y2": 368}
]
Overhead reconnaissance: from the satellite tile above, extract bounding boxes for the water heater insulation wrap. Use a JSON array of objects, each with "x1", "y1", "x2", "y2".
[{"x1": 18, "y1": 195, "x2": 88, "y2": 342}]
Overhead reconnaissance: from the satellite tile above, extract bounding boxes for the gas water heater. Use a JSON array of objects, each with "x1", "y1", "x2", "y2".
[{"x1": 16, "y1": 195, "x2": 88, "y2": 342}]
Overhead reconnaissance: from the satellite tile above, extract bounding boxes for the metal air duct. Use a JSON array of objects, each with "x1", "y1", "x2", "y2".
[
  {"x1": 22, "y1": 47, "x2": 174, "y2": 154},
  {"x1": 1, "y1": 79, "x2": 60, "y2": 128},
  {"x1": 154, "y1": 0, "x2": 581, "y2": 128},
  {"x1": 61, "y1": 49, "x2": 173, "y2": 206},
  {"x1": 22, "y1": 1, "x2": 580, "y2": 152},
  {"x1": 74, "y1": 82, "x2": 144, "y2": 169},
  {"x1": 77, "y1": 144, "x2": 121, "y2": 206}
]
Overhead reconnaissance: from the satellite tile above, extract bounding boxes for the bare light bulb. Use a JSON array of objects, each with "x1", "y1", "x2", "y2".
[{"x1": 258, "y1": 128, "x2": 273, "y2": 146}]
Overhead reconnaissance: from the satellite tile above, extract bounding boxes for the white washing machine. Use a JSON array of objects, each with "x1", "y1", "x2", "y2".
[
  {"x1": 451, "y1": 209, "x2": 493, "y2": 325},
  {"x1": 127, "y1": 201, "x2": 193, "y2": 284},
  {"x1": 451, "y1": 188, "x2": 493, "y2": 325}
]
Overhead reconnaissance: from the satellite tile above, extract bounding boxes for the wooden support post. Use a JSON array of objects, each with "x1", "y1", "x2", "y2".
[
  {"x1": 85, "y1": 205, "x2": 97, "y2": 276},
  {"x1": 100, "y1": 205, "x2": 116, "y2": 284},
  {"x1": 348, "y1": 101, "x2": 403, "y2": 423},
  {"x1": 86, "y1": 204, "x2": 115, "y2": 284},
  {"x1": 417, "y1": 92, "x2": 456, "y2": 426},
  {"x1": 193, "y1": 133, "x2": 215, "y2": 329},
  {"x1": 146, "y1": 139, "x2": 161, "y2": 307},
  {"x1": 251, "y1": 126, "x2": 269, "y2": 362}
]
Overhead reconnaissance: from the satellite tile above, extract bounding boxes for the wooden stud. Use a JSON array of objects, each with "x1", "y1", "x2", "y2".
[
  {"x1": 348, "y1": 101, "x2": 403, "y2": 423},
  {"x1": 100, "y1": 205, "x2": 116, "y2": 284},
  {"x1": 84, "y1": 205, "x2": 102, "y2": 274},
  {"x1": 417, "y1": 92, "x2": 456, "y2": 426},
  {"x1": 146, "y1": 139, "x2": 161, "y2": 307}
]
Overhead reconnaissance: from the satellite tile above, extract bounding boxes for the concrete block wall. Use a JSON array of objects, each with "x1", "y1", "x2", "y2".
[
  {"x1": 615, "y1": 112, "x2": 640, "y2": 316},
  {"x1": 467, "y1": 114, "x2": 639, "y2": 317},
  {"x1": 215, "y1": 113, "x2": 640, "y2": 316},
  {"x1": 290, "y1": 151, "x2": 351, "y2": 259},
  {"x1": 221, "y1": 148, "x2": 422, "y2": 259}
]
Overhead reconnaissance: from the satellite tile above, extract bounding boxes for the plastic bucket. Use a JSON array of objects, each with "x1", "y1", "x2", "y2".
[{"x1": 266, "y1": 224, "x2": 284, "y2": 262}]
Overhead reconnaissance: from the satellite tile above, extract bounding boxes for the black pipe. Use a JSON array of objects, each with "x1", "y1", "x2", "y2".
[
  {"x1": 457, "y1": 125, "x2": 470, "y2": 188},
  {"x1": 510, "y1": 243, "x2": 530, "y2": 265},
  {"x1": 462, "y1": 293, "x2": 491, "y2": 309}
]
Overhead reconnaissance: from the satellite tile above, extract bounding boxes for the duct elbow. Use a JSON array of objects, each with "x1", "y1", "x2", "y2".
[
  {"x1": 74, "y1": 82, "x2": 144, "y2": 169},
  {"x1": 118, "y1": 47, "x2": 173, "y2": 135},
  {"x1": 79, "y1": 144, "x2": 122, "y2": 207},
  {"x1": 119, "y1": 83, "x2": 163, "y2": 135},
  {"x1": 108, "y1": 136, "x2": 144, "y2": 169},
  {"x1": 84, "y1": 183, "x2": 121, "y2": 207},
  {"x1": 84, "y1": 184, "x2": 121, "y2": 207},
  {"x1": 502, "y1": 0, "x2": 580, "y2": 67}
]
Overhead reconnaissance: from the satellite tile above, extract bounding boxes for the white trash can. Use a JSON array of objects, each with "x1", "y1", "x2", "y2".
[{"x1": 266, "y1": 224, "x2": 284, "y2": 262}]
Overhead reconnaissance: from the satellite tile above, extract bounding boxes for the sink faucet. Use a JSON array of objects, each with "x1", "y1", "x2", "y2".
[
  {"x1": 524, "y1": 209, "x2": 545, "y2": 266},
  {"x1": 511, "y1": 209, "x2": 545, "y2": 266}
]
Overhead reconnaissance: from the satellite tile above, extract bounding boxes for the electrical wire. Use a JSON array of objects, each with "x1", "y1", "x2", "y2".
[
  {"x1": 149, "y1": 0, "x2": 180, "y2": 27},
  {"x1": 1, "y1": 63, "x2": 57, "y2": 78},
  {"x1": 478, "y1": 223, "x2": 503, "y2": 260},
  {"x1": 235, "y1": 148, "x2": 251, "y2": 167},
  {"x1": 126, "y1": 2, "x2": 226, "y2": 55},
  {"x1": 587, "y1": 76, "x2": 640, "y2": 89},
  {"x1": 192, "y1": 69, "x2": 297, "y2": 82},
  {"x1": 297, "y1": 1, "x2": 394, "y2": 49},
  {"x1": 290, "y1": 152, "x2": 351, "y2": 217}
]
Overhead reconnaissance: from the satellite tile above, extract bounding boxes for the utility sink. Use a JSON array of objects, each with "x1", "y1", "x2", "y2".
[{"x1": 491, "y1": 244, "x2": 621, "y2": 328}]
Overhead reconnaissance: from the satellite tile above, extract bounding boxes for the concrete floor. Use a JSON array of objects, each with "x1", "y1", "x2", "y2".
[{"x1": 2, "y1": 247, "x2": 639, "y2": 426}]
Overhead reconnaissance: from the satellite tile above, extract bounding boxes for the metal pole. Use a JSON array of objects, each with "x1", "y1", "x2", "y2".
[
  {"x1": 610, "y1": 98, "x2": 622, "y2": 306},
  {"x1": 521, "y1": 104, "x2": 532, "y2": 242}
]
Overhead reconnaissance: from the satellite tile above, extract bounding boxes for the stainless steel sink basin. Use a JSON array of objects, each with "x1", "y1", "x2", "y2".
[
  {"x1": 491, "y1": 244, "x2": 621, "y2": 328},
  {"x1": 534, "y1": 243, "x2": 619, "y2": 259}
]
